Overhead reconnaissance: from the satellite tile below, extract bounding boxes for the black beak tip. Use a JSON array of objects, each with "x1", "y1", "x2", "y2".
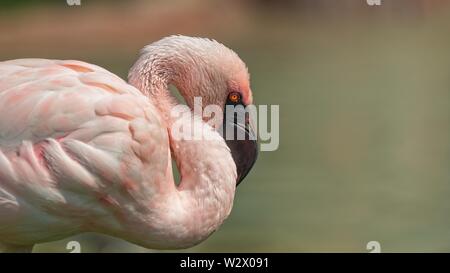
[
  {"x1": 222, "y1": 103, "x2": 258, "y2": 186},
  {"x1": 225, "y1": 134, "x2": 258, "y2": 186}
]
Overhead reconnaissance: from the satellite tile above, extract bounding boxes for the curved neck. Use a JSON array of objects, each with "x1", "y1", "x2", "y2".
[{"x1": 128, "y1": 54, "x2": 237, "y2": 248}]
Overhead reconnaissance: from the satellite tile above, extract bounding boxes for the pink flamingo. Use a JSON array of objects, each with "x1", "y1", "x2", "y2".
[{"x1": 0, "y1": 36, "x2": 257, "y2": 252}]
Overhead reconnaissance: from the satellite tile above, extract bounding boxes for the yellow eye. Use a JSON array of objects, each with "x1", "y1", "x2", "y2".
[{"x1": 228, "y1": 92, "x2": 241, "y2": 103}]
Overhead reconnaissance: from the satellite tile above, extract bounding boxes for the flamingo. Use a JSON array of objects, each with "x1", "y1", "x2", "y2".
[{"x1": 0, "y1": 35, "x2": 257, "y2": 252}]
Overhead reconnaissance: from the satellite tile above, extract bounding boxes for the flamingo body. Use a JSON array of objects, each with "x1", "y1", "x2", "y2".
[
  {"x1": 0, "y1": 36, "x2": 257, "y2": 252},
  {"x1": 0, "y1": 59, "x2": 170, "y2": 246}
]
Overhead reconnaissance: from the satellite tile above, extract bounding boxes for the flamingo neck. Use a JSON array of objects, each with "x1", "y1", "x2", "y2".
[{"x1": 128, "y1": 55, "x2": 237, "y2": 248}]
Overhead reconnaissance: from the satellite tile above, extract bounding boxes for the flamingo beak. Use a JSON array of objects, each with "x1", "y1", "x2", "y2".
[{"x1": 222, "y1": 106, "x2": 258, "y2": 186}]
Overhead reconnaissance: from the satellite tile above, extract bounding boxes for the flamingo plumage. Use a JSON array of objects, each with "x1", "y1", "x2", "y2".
[{"x1": 0, "y1": 36, "x2": 257, "y2": 252}]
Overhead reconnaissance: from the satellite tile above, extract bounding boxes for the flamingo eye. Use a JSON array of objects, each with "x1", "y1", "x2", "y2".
[{"x1": 228, "y1": 92, "x2": 241, "y2": 104}]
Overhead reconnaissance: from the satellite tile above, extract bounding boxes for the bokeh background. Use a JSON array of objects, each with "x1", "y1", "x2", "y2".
[{"x1": 1, "y1": 0, "x2": 449, "y2": 252}]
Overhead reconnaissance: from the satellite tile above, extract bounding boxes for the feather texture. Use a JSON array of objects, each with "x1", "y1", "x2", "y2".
[{"x1": 0, "y1": 36, "x2": 249, "y2": 250}]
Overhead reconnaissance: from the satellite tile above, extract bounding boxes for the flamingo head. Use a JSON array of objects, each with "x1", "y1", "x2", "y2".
[
  {"x1": 131, "y1": 35, "x2": 258, "y2": 185},
  {"x1": 172, "y1": 36, "x2": 258, "y2": 186},
  {"x1": 179, "y1": 38, "x2": 258, "y2": 185},
  {"x1": 170, "y1": 36, "x2": 257, "y2": 186}
]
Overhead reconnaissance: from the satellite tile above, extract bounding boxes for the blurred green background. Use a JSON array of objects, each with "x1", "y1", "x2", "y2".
[{"x1": 0, "y1": 0, "x2": 449, "y2": 252}]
